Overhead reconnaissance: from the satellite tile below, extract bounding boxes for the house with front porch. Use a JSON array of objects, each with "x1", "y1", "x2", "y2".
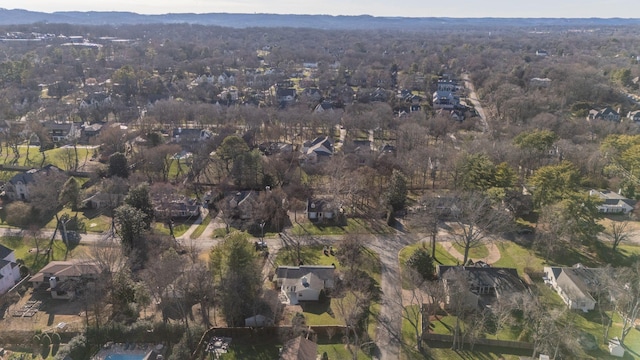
[{"x1": 275, "y1": 265, "x2": 335, "y2": 305}]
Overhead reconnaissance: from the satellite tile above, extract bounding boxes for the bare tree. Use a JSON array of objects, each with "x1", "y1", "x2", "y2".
[
  {"x1": 26, "y1": 225, "x2": 43, "y2": 265},
  {"x1": 398, "y1": 269, "x2": 431, "y2": 353},
  {"x1": 610, "y1": 261, "x2": 640, "y2": 345},
  {"x1": 451, "y1": 192, "x2": 512, "y2": 264},
  {"x1": 334, "y1": 281, "x2": 371, "y2": 360},
  {"x1": 605, "y1": 221, "x2": 630, "y2": 254},
  {"x1": 336, "y1": 234, "x2": 366, "y2": 275}
]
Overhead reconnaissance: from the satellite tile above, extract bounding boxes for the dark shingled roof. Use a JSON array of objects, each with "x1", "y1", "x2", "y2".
[{"x1": 280, "y1": 336, "x2": 317, "y2": 360}]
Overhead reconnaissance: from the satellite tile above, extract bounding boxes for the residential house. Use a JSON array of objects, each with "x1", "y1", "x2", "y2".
[
  {"x1": 81, "y1": 192, "x2": 126, "y2": 210},
  {"x1": 543, "y1": 264, "x2": 601, "y2": 312},
  {"x1": 280, "y1": 336, "x2": 318, "y2": 360},
  {"x1": 276, "y1": 87, "x2": 297, "y2": 107},
  {"x1": 258, "y1": 142, "x2": 293, "y2": 156},
  {"x1": 432, "y1": 90, "x2": 459, "y2": 110},
  {"x1": 530, "y1": 77, "x2": 552, "y2": 88},
  {"x1": 587, "y1": 107, "x2": 621, "y2": 122},
  {"x1": 313, "y1": 100, "x2": 335, "y2": 113},
  {"x1": 78, "y1": 92, "x2": 111, "y2": 109},
  {"x1": 155, "y1": 197, "x2": 200, "y2": 219},
  {"x1": 301, "y1": 136, "x2": 333, "y2": 163},
  {"x1": 437, "y1": 79, "x2": 461, "y2": 93},
  {"x1": 275, "y1": 265, "x2": 335, "y2": 305},
  {"x1": 4, "y1": 165, "x2": 64, "y2": 201},
  {"x1": 627, "y1": 110, "x2": 640, "y2": 123},
  {"x1": 0, "y1": 244, "x2": 22, "y2": 295},
  {"x1": 43, "y1": 121, "x2": 80, "y2": 142},
  {"x1": 608, "y1": 338, "x2": 625, "y2": 358},
  {"x1": 301, "y1": 88, "x2": 323, "y2": 103},
  {"x1": 436, "y1": 108, "x2": 465, "y2": 121},
  {"x1": 171, "y1": 128, "x2": 213, "y2": 144},
  {"x1": 217, "y1": 72, "x2": 236, "y2": 86},
  {"x1": 81, "y1": 122, "x2": 103, "y2": 140},
  {"x1": 226, "y1": 191, "x2": 256, "y2": 221},
  {"x1": 30, "y1": 260, "x2": 102, "y2": 300},
  {"x1": 306, "y1": 198, "x2": 342, "y2": 223},
  {"x1": 536, "y1": 49, "x2": 549, "y2": 56},
  {"x1": 329, "y1": 85, "x2": 355, "y2": 105},
  {"x1": 589, "y1": 189, "x2": 636, "y2": 214},
  {"x1": 438, "y1": 265, "x2": 528, "y2": 309}
]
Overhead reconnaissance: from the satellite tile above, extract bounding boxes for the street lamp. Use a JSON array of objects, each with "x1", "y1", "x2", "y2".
[{"x1": 260, "y1": 221, "x2": 266, "y2": 242}]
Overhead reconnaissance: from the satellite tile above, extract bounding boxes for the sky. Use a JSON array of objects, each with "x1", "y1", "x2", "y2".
[{"x1": 8, "y1": 0, "x2": 640, "y2": 18}]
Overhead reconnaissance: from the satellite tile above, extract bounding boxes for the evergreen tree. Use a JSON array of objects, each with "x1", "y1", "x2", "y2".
[
  {"x1": 59, "y1": 177, "x2": 81, "y2": 210},
  {"x1": 385, "y1": 169, "x2": 408, "y2": 212},
  {"x1": 108, "y1": 152, "x2": 129, "y2": 178}
]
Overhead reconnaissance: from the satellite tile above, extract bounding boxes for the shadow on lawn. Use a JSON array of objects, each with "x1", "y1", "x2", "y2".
[{"x1": 299, "y1": 299, "x2": 334, "y2": 317}]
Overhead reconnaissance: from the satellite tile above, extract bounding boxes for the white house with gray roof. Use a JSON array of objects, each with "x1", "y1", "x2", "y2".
[
  {"x1": 275, "y1": 265, "x2": 335, "y2": 305},
  {"x1": 589, "y1": 189, "x2": 636, "y2": 214},
  {"x1": 543, "y1": 264, "x2": 602, "y2": 312},
  {"x1": 0, "y1": 244, "x2": 22, "y2": 295}
]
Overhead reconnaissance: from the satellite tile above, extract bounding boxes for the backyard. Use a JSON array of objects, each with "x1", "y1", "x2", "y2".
[{"x1": 397, "y1": 237, "x2": 640, "y2": 359}]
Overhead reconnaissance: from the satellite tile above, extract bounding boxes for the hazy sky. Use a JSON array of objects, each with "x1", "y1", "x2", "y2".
[{"x1": 9, "y1": 0, "x2": 640, "y2": 18}]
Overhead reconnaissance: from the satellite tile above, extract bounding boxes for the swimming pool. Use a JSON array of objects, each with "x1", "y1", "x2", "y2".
[{"x1": 104, "y1": 354, "x2": 145, "y2": 360}]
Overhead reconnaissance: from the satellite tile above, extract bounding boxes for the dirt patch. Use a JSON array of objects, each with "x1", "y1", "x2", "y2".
[{"x1": 1, "y1": 289, "x2": 85, "y2": 333}]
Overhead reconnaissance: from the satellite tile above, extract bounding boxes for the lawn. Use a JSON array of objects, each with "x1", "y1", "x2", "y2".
[
  {"x1": 153, "y1": 219, "x2": 193, "y2": 238},
  {"x1": 492, "y1": 241, "x2": 548, "y2": 274},
  {"x1": 218, "y1": 341, "x2": 371, "y2": 360},
  {"x1": 290, "y1": 218, "x2": 392, "y2": 236},
  {"x1": 0, "y1": 145, "x2": 94, "y2": 170},
  {"x1": 189, "y1": 214, "x2": 212, "y2": 239},
  {"x1": 219, "y1": 343, "x2": 279, "y2": 360},
  {"x1": 44, "y1": 208, "x2": 112, "y2": 234},
  {"x1": 451, "y1": 242, "x2": 489, "y2": 259},
  {"x1": 0, "y1": 236, "x2": 88, "y2": 273},
  {"x1": 398, "y1": 242, "x2": 458, "y2": 289},
  {"x1": 317, "y1": 343, "x2": 372, "y2": 360}
]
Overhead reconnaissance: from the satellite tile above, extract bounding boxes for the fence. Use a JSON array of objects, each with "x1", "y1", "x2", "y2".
[{"x1": 423, "y1": 332, "x2": 534, "y2": 350}]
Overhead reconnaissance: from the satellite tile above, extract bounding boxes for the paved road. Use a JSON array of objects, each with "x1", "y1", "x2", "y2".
[{"x1": 462, "y1": 73, "x2": 489, "y2": 133}]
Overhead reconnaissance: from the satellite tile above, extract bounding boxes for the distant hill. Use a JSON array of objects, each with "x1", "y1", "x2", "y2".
[{"x1": 0, "y1": 9, "x2": 639, "y2": 29}]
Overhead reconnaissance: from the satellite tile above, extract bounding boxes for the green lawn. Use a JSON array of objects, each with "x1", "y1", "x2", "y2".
[
  {"x1": 317, "y1": 343, "x2": 371, "y2": 360},
  {"x1": 218, "y1": 341, "x2": 371, "y2": 360},
  {"x1": 219, "y1": 343, "x2": 279, "y2": 360},
  {"x1": 402, "y1": 305, "x2": 422, "y2": 349},
  {"x1": 190, "y1": 214, "x2": 212, "y2": 239},
  {"x1": 44, "y1": 208, "x2": 112, "y2": 233},
  {"x1": 290, "y1": 218, "x2": 392, "y2": 236},
  {"x1": 0, "y1": 236, "x2": 87, "y2": 273},
  {"x1": 398, "y1": 242, "x2": 458, "y2": 289},
  {"x1": 492, "y1": 241, "x2": 548, "y2": 274},
  {"x1": 0, "y1": 145, "x2": 93, "y2": 170},
  {"x1": 153, "y1": 218, "x2": 195, "y2": 238},
  {"x1": 451, "y1": 242, "x2": 489, "y2": 259}
]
